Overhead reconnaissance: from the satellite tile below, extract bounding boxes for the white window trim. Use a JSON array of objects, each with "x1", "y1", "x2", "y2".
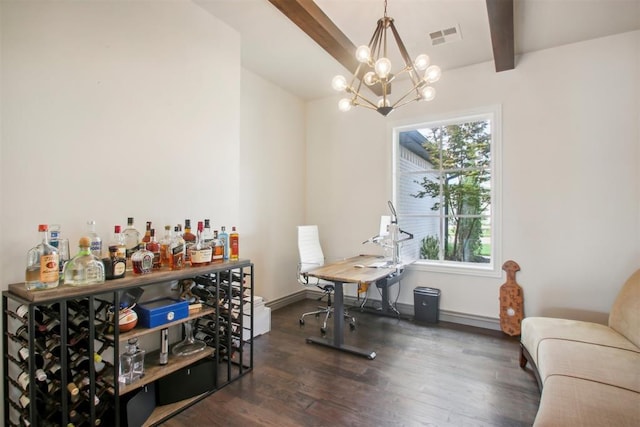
[{"x1": 391, "y1": 105, "x2": 502, "y2": 278}]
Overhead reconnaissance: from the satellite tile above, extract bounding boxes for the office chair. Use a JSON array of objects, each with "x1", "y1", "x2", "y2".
[{"x1": 297, "y1": 225, "x2": 355, "y2": 335}]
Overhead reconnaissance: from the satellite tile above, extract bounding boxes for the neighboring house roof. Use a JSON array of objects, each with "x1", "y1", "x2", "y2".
[{"x1": 399, "y1": 130, "x2": 431, "y2": 162}]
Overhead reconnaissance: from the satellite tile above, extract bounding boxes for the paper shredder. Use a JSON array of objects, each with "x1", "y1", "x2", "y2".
[{"x1": 414, "y1": 287, "x2": 440, "y2": 323}]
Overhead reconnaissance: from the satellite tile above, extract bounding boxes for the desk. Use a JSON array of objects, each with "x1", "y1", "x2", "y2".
[{"x1": 305, "y1": 254, "x2": 399, "y2": 359}]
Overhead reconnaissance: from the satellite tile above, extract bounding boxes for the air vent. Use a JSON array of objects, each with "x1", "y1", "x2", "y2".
[{"x1": 429, "y1": 25, "x2": 462, "y2": 46}]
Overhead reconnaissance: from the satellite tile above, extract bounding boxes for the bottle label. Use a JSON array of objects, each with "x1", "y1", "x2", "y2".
[
  {"x1": 191, "y1": 248, "x2": 212, "y2": 264},
  {"x1": 40, "y1": 254, "x2": 59, "y2": 283},
  {"x1": 230, "y1": 236, "x2": 239, "y2": 259},
  {"x1": 90, "y1": 240, "x2": 102, "y2": 255},
  {"x1": 116, "y1": 247, "x2": 126, "y2": 259},
  {"x1": 113, "y1": 260, "x2": 126, "y2": 277}
]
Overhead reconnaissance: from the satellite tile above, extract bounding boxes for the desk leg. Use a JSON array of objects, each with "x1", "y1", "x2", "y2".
[{"x1": 306, "y1": 281, "x2": 377, "y2": 360}]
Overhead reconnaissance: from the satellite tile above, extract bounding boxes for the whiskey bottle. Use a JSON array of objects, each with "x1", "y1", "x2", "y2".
[
  {"x1": 86, "y1": 220, "x2": 103, "y2": 258},
  {"x1": 212, "y1": 230, "x2": 224, "y2": 262},
  {"x1": 131, "y1": 242, "x2": 153, "y2": 275},
  {"x1": 182, "y1": 219, "x2": 196, "y2": 265},
  {"x1": 219, "y1": 226, "x2": 229, "y2": 260},
  {"x1": 141, "y1": 221, "x2": 152, "y2": 243},
  {"x1": 63, "y1": 237, "x2": 106, "y2": 286},
  {"x1": 146, "y1": 229, "x2": 161, "y2": 269},
  {"x1": 109, "y1": 226, "x2": 127, "y2": 260},
  {"x1": 25, "y1": 224, "x2": 60, "y2": 290},
  {"x1": 122, "y1": 217, "x2": 140, "y2": 271},
  {"x1": 170, "y1": 226, "x2": 185, "y2": 270},
  {"x1": 230, "y1": 226, "x2": 239, "y2": 261},
  {"x1": 159, "y1": 225, "x2": 172, "y2": 268},
  {"x1": 103, "y1": 245, "x2": 126, "y2": 280},
  {"x1": 190, "y1": 221, "x2": 212, "y2": 267}
]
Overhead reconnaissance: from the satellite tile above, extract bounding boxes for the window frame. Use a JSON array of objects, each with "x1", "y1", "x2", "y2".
[{"x1": 391, "y1": 105, "x2": 502, "y2": 277}]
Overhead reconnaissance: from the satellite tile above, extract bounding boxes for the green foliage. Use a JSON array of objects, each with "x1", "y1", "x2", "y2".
[{"x1": 420, "y1": 235, "x2": 440, "y2": 260}]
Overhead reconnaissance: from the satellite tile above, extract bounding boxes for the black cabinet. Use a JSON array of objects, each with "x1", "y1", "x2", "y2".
[{"x1": 3, "y1": 260, "x2": 254, "y2": 426}]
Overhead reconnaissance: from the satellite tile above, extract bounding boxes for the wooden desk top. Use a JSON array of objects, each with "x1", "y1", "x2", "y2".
[{"x1": 306, "y1": 255, "x2": 397, "y2": 284}]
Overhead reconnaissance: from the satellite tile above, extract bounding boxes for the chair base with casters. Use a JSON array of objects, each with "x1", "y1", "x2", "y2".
[{"x1": 299, "y1": 284, "x2": 356, "y2": 336}]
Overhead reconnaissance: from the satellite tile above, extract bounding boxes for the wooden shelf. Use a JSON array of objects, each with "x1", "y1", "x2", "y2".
[
  {"x1": 117, "y1": 346, "x2": 215, "y2": 396},
  {"x1": 105, "y1": 307, "x2": 215, "y2": 343},
  {"x1": 6, "y1": 259, "x2": 252, "y2": 303},
  {"x1": 142, "y1": 393, "x2": 209, "y2": 427}
]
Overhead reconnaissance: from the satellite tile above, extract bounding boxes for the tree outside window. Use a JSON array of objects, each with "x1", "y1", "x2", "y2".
[{"x1": 395, "y1": 110, "x2": 498, "y2": 271}]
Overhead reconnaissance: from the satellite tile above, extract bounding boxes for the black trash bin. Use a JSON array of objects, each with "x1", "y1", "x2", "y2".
[{"x1": 414, "y1": 287, "x2": 441, "y2": 323}]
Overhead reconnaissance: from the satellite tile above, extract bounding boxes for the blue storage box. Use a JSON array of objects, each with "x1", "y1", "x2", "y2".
[{"x1": 135, "y1": 298, "x2": 189, "y2": 328}]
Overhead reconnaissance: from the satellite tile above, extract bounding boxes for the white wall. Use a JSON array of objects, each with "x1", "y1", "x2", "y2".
[
  {"x1": 1, "y1": 1, "x2": 241, "y2": 286},
  {"x1": 239, "y1": 68, "x2": 306, "y2": 302},
  {"x1": 306, "y1": 31, "x2": 640, "y2": 325}
]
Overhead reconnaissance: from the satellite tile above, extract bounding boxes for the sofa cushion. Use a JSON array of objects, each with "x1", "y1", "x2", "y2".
[
  {"x1": 609, "y1": 269, "x2": 640, "y2": 348},
  {"x1": 537, "y1": 339, "x2": 640, "y2": 393},
  {"x1": 521, "y1": 317, "x2": 639, "y2": 367},
  {"x1": 533, "y1": 375, "x2": 640, "y2": 427}
]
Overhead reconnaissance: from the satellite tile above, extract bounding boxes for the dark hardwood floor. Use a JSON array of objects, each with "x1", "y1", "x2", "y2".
[{"x1": 162, "y1": 299, "x2": 540, "y2": 427}]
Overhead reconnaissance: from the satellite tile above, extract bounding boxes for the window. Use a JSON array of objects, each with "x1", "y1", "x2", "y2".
[{"x1": 393, "y1": 106, "x2": 501, "y2": 275}]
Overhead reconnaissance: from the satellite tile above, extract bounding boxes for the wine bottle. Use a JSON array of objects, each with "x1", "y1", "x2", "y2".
[{"x1": 15, "y1": 304, "x2": 45, "y2": 324}]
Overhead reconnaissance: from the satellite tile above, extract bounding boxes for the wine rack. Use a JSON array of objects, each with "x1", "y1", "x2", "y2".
[{"x1": 3, "y1": 260, "x2": 254, "y2": 427}]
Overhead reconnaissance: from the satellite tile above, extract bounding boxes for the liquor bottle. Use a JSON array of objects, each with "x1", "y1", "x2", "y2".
[
  {"x1": 103, "y1": 245, "x2": 126, "y2": 280},
  {"x1": 182, "y1": 219, "x2": 196, "y2": 265},
  {"x1": 203, "y1": 219, "x2": 214, "y2": 246},
  {"x1": 142, "y1": 221, "x2": 152, "y2": 243},
  {"x1": 159, "y1": 225, "x2": 172, "y2": 268},
  {"x1": 219, "y1": 226, "x2": 229, "y2": 261},
  {"x1": 190, "y1": 221, "x2": 212, "y2": 267},
  {"x1": 17, "y1": 369, "x2": 47, "y2": 391},
  {"x1": 25, "y1": 224, "x2": 60, "y2": 290},
  {"x1": 146, "y1": 229, "x2": 161, "y2": 270},
  {"x1": 48, "y1": 224, "x2": 70, "y2": 274},
  {"x1": 122, "y1": 217, "x2": 140, "y2": 271},
  {"x1": 212, "y1": 230, "x2": 224, "y2": 262},
  {"x1": 131, "y1": 242, "x2": 153, "y2": 275},
  {"x1": 170, "y1": 226, "x2": 185, "y2": 270},
  {"x1": 230, "y1": 226, "x2": 239, "y2": 261},
  {"x1": 86, "y1": 220, "x2": 102, "y2": 258},
  {"x1": 63, "y1": 237, "x2": 106, "y2": 286},
  {"x1": 118, "y1": 338, "x2": 145, "y2": 385},
  {"x1": 109, "y1": 226, "x2": 127, "y2": 260}
]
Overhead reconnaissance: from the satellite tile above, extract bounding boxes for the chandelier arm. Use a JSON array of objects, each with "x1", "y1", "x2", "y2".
[
  {"x1": 370, "y1": 20, "x2": 384, "y2": 64},
  {"x1": 390, "y1": 83, "x2": 424, "y2": 109},
  {"x1": 353, "y1": 91, "x2": 379, "y2": 109},
  {"x1": 388, "y1": 20, "x2": 422, "y2": 88},
  {"x1": 393, "y1": 96, "x2": 423, "y2": 110}
]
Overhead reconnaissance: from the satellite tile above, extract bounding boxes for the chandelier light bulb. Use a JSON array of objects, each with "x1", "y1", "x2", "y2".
[
  {"x1": 363, "y1": 71, "x2": 377, "y2": 86},
  {"x1": 338, "y1": 98, "x2": 353, "y2": 112},
  {"x1": 377, "y1": 97, "x2": 390, "y2": 108},
  {"x1": 421, "y1": 86, "x2": 436, "y2": 101},
  {"x1": 414, "y1": 54, "x2": 430, "y2": 71},
  {"x1": 374, "y1": 57, "x2": 392, "y2": 78},
  {"x1": 332, "y1": 75, "x2": 348, "y2": 92},
  {"x1": 424, "y1": 65, "x2": 442, "y2": 83},
  {"x1": 355, "y1": 45, "x2": 371, "y2": 63}
]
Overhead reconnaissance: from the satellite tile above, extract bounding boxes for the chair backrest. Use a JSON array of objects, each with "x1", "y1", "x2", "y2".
[{"x1": 297, "y1": 225, "x2": 325, "y2": 274}]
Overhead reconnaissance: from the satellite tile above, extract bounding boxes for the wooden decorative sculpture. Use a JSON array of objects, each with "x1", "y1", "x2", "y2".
[{"x1": 499, "y1": 260, "x2": 524, "y2": 336}]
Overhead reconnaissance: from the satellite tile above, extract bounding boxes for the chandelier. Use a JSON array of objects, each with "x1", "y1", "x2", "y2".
[{"x1": 331, "y1": 0, "x2": 442, "y2": 116}]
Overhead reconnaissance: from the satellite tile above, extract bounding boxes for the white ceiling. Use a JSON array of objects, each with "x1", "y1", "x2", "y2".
[{"x1": 195, "y1": 0, "x2": 640, "y2": 101}]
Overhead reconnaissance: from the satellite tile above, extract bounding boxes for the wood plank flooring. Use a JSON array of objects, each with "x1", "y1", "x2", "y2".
[{"x1": 161, "y1": 299, "x2": 541, "y2": 427}]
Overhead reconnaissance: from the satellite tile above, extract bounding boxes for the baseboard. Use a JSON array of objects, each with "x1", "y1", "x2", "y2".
[
  {"x1": 264, "y1": 290, "x2": 308, "y2": 311},
  {"x1": 267, "y1": 289, "x2": 501, "y2": 332}
]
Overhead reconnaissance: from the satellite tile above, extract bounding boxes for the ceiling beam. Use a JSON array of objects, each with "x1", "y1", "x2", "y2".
[
  {"x1": 267, "y1": 0, "x2": 383, "y2": 96},
  {"x1": 486, "y1": 0, "x2": 515, "y2": 72}
]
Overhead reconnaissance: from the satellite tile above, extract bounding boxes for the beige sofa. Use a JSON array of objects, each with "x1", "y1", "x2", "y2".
[{"x1": 520, "y1": 269, "x2": 640, "y2": 426}]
